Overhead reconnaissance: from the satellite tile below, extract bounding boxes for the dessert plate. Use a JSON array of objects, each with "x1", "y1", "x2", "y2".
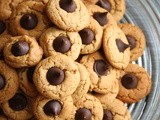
[{"x1": 121, "y1": 0, "x2": 160, "y2": 120}]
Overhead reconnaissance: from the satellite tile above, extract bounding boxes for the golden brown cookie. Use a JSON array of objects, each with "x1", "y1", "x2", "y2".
[
  {"x1": 80, "y1": 51, "x2": 117, "y2": 94},
  {"x1": 19, "y1": 67, "x2": 39, "y2": 97},
  {"x1": 73, "y1": 94, "x2": 103, "y2": 120},
  {"x1": 79, "y1": 17, "x2": 103, "y2": 54},
  {"x1": 3, "y1": 35, "x2": 43, "y2": 68},
  {"x1": 117, "y1": 63, "x2": 152, "y2": 103},
  {"x1": 102, "y1": 99, "x2": 131, "y2": 120},
  {"x1": 86, "y1": 4, "x2": 116, "y2": 28},
  {"x1": 103, "y1": 24, "x2": 130, "y2": 69},
  {"x1": 118, "y1": 23, "x2": 146, "y2": 61},
  {"x1": 40, "y1": 27, "x2": 82, "y2": 60},
  {"x1": 83, "y1": 0, "x2": 126, "y2": 22},
  {"x1": 33, "y1": 95, "x2": 74, "y2": 120},
  {"x1": 72, "y1": 62, "x2": 91, "y2": 103},
  {"x1": 1, "y1": 92, "x2": 33, "y2": 120},
  {"x1": 0, "y1": 60, "x2": 19, "y2": 103},
  {"x1": 46, "y1": 0, "x2": 90, "y2": 31},
  {"x1": 9, "y1": 0, "x2": 49, "y2": 38},
  {"x1": 33, "y1": 54, "x2": 80, "y2": 99}
]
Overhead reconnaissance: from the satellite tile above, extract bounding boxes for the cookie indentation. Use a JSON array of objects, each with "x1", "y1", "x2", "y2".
[
  {"x1": 53, "y1": 36, "x2": 71, "y2": 53},
  {"x1": 93, "y1": 12, "x2": 108, "y2": 26},
  {"x1": 20, "y1": 14, "x2": 38, "y2": 30},
  {"x1": 75, "y1": 108, "x2": 92, "y2": 120},
  {"x1": 43, "y1": 100, "x2": 62, "y2": 116},
  {"x1": 11, "y1": 41, "x2": 29, "y2": 56},
  {"x1": 27, "y1": 67, "x2": 35, "y2": 84},
  {"x1": 59, "y1": 0, "x2": 77, "y2": 13},
  {"x1": 126, "y1": 35, "x2": 136, "y2": 50},
  {"x1": 9, "y1": 93, "x2": 27, "y2": 111},
  {"x1": 103, "y1": 109, "x2": 113, "y2": 120},
  {"x1": 116, "y1": 39, "x2": 129, "y2": 52},
  {"x1": 93, "y1": 60, "x2": 109, "y2": 76},
  {"x1": 0, "y1": 74, "x2": 5, "y2": 90},
  {"x1": 121, "y1": 73, "x2": 138, "y2": 89},
  {"x1": 47, "y1": 67, "x2": 65, "y2": 85},
  {"x1": 79, "y1": 28, "x2": 95, "y2": 45},
  {"x1": 0, "y1": 21, "x2": 6, "y2": 34},
  {"x1": 96, "y1": 0, "x2": 111, "y2": 12}
]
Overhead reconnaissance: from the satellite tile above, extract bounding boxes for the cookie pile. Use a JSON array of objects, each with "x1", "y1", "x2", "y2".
[{"x1": 0, "y1": 0, "x2": 152, "y2": 120}]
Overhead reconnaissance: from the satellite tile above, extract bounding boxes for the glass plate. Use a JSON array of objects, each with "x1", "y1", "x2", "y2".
[{"x1": 121, "y1": 0, "x2": 160, "y2": 120}]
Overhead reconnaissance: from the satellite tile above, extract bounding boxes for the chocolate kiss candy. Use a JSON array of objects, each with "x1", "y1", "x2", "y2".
[
  {"x1": 121, "y1": 73, "x2": 138, "y2": 89},
  {"x1": 20, "y1": 13, "x2": 38, "y2": 30},
  {"x1": 103, "y1": 109, "x2": 113, "y2": 120},
  {"x1": 79, "y1": 28, "x2": 95, "y2": 45},
  {"x1": 11, "y1": 41, "x2": 29, "y2": 56},
  {"x1": 59, "y1": 0, "x2": 77, "y2": 13},
  {"x1": 96, "y1": 0, "x2": 111, "y2": 12},
  {"x1": 43, "y1": 100, "x2": 62, "y2": 116},
  {"x1": 116, "y1": 39, "x2": 129, "y2": 52},
  {"x1": 126, "y1": 35, "x2": 136, "y2": 50},
  {"x1": 93, "y1": 12, "x2": 108, "y2": 26},
  {"x1": 75, "y1": 108, "x2": 92, "y2": 120}
]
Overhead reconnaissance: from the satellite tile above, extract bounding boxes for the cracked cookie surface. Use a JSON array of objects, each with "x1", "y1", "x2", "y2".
[
  {"x1": 40, "y1": 27, "x2": 82, "y2": 60},
  {"x1": 117, "y1": 63, "x2": 152, "y2": 103},
  {"x1": 118, "y1": 23, "x2": 146, "y2": 62},
  {"x1": 33, "y1": 54, "x2": 80, "y2": 99},
  {"x1": 46, "y1": 0, "x2": 90, "y2": 31}
]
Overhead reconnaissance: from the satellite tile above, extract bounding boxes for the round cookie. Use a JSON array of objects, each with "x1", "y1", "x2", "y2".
[
  {"x1": 93, "y1": 77, "x2": 119, "y2": 107},
  {"x1": 117, "y1": 63, "x2": 152, "y2": 103},
  {"x1": 0, "y1": 60, "x2": 19, "y2": 103},
  {"x1": 3, "y1": 35, "x2": 43, "y2": 68},
  {"x1": 86, "y1": 4, "x2": 116, "y2": 28},
  {"x1": 80, "y1": 51, "x2": 117, "y2": 94},
  {"x1": 0, "y1": 0, "x2": 24, "y2": 20},
  {"x1": 33, "y1": 95, "x2": 74, "y2": 120},
  {"x1": 73, "y1": 94, "x2": 103, "y2": 120},
  {"x1": 1, "y1": 92, "x2": 33, "y2": 120},
  {"x1": 46, "y1": 0, "x2": 90, "y2": 31},
  {"x1": 79, "y1": 17, "x2": 103, "y2": 54},
  {"x1": 118, "y1": 23, "x2": 146, "y2": 61},
  {"x1": 33, "y1": 54, "x2": 80, "y2": 99},
  {"x1": 40, "y1": 27, "x2": 82, "y2": 60},
  {"x1": 102, "y1": 99, "x2": 131, "y2": 120},
  {"x1": 9, "y1": 0, "x2": 49, "y2": 38},
  {"x1": 83, "y1": 0, "x2": 126, "y2": 22},
  {"x1": 72, "y1": 62, "x2": 91, "y2": 103},
  {"x1": 19, "y1": 67, "x2": 39, "y2": 97},
  {"x1": 103, "y1": 24, "x2": 130, "y2": 69}
]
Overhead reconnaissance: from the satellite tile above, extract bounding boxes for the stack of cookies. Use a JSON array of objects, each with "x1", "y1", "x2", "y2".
[{"x1": 0, "y1": 0, "x2": 152, "y2": 120}]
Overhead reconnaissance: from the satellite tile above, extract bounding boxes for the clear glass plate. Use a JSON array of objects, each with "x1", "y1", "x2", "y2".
[{"x1": 121, "y1": 0, "x2": 160, "y2": 120}]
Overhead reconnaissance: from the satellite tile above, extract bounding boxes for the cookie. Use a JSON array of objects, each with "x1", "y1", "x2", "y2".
[
  {"x1": 33, "y1": 95, "x2": 74, "y2": 120},
  {"x1": 93, "y1": 76, "x2": 119, "y2": 107},
  {"x1": 19, "y1": 67, "x2": 39, "y2": 97},
  {"x1": 103, "y1": 24, "x2": 130, "y2": 69},
  {"x1": 3, "y1": 35, "x2": 43, "y2": 68},
  {"x1": 83, "y1": 0, "x2": 126, "y2": 22},
  {"x1": 73, "y1": 94, "x2": 103, "y2": 120},
  {"x1": 33, "y1": 54, "x2": 80, "y2": 99},
  {"x1": 118, "y1": 23, "x2": 146, "y2": 61},
  {"x1": 80, "y1": 51, "x2": 117, "y2": 94},
  {"x1": 0, "y1": 0, "x2": 24, "y2": 20},
  {"x1": 0, "y1": 60, "x2": 19, "y2": 103},
  {"x1": 39, "y1": 27, "x2": 82, "y2": 60},
  {"x1": 79, "y1": 17, "x2": 103, "y2": 54},
  {"x1": 72, "y1": 62, "x2": 91, "y2": 103},
  {"x1": 102, "y1": 99, "x2": 131, "y2": 120},
  {"x1": 1, "y1": 92, "x2": 33, "y2": 120},
  {"x1": 9, "y1": 0, "x2": 49, "y2": 38},
  {"x1": 86, "y1": 4, "x2": 116, "y2": 28},
  {"x1": 46, "y1": 0, "x2": 90, "y2": 31},
  {"x1": 117, "y1": 63, "x2": 152, "y2": 103}
]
